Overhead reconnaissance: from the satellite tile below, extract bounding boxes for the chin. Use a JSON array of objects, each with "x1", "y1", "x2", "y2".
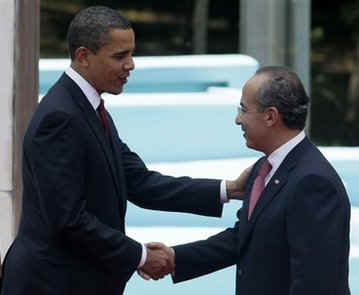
[
  {"x1": 246, "y1": 141, "x2": 258, "y2": 151},
  {"x1": 245, "y1": 139, "x2": 251, "y2": 147},
  {"x1": 107, "y1": 88, "x2": 123, "y2": 95}
]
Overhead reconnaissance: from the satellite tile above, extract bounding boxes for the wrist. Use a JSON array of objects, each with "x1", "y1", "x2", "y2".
[
  {"x1": 226, "y1": 180, "x2": 246, "y2": 200},
  {"x1": 226, "y1": 180, "x2": 236, "y2": 199},
  {"x1": 138, "y1": 243, "x2": 147, "y2": 268}
]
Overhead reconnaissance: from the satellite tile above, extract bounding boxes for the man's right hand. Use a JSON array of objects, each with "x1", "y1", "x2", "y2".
[{"x1": 138, "y1": 242, "x2": 175, "y2": 280}]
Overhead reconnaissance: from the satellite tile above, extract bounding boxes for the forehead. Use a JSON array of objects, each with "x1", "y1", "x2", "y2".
[
  {"x1": 241, "y1": 77, "x2": 258, "y2": 106},
  {"x1": 101, "y1": 28, "x2": 135, "y2": 52},
  {"x1": 241, "y1": 74, "x2": 268, "y2": 106}
]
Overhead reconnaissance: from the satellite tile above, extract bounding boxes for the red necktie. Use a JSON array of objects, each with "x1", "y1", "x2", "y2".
[
  {"x1": 97, "y1": 99, "x2": 108, "y2": 135},
  {"x1": 248, "y1": 158, "x2": 272, "y2": 219}
]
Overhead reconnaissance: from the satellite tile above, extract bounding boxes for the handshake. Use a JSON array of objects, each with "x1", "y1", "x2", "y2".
[{"x1": 138, "y1": 242, "x2": 175, "y2": 280}]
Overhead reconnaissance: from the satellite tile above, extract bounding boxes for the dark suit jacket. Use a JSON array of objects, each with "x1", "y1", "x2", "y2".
[
  {"x1": 173, "y1": 137, "x2": 351, "y2": 295},
  {"x1": 1, "y1": 74, "x2": 223, "y2": 295}
]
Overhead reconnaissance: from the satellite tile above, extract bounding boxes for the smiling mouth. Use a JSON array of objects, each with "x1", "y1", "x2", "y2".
[{"x1": 119, "y1": 77, "x2": 128, "y2": 84}]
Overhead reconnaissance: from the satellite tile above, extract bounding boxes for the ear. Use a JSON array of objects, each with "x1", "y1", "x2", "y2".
[
  {"x1": 74, "y1": 46, "x2": 91, "y2": 67},
  {"x1": 264, "y1": 107, "x2": 279, "y2": 127}
]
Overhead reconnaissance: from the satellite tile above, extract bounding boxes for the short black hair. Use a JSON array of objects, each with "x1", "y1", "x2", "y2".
[
  {"x1": 254, "y1": 66, "x2": 310, "y2": 130},
  {"x1": 67, "y1": 6, "x2": 132, "y2": 60}
]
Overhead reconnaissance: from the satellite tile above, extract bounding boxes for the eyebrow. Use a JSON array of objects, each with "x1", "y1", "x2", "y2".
[
  {"x1": 112, "y1": 51, "x2": 128, "y2": 55},
  {"x1": 112, "y1": 48, "x2": 136, "y2": 56}
]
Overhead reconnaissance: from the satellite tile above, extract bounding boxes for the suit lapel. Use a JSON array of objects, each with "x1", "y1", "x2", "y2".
[
  {"x1": 239, "y1": 159, "x2": 263, "y2": 224},
  {"x1": 248, "y1": 162, "x2": 291, "y2": 223},
  {"x1": 107, "y1": 115, "x2": 128, "y2": 218},
  {"x1": 58, "y1": 74, "x2": 122, "y2": 199},
  {"x1": 237, "y1": 158, "x2": 264, "y2": 250},
  {"x1": 238, "y1": 137, "x2": 311, "y2": 252}
]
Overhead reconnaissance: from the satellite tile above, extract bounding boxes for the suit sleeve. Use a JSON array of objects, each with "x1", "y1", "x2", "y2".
[
  {"x1": 30, "y1": 111, "x2": 142, "y2": 278},
  {"x1": 119, "y1": 140, "x2": 223, "y2": 217},
  {"x1": 286, "y1": 174, "x2": 350, "y2": 295},
  {"x1": 172, "y1": 214, "x2": 241, "y2": 283}
]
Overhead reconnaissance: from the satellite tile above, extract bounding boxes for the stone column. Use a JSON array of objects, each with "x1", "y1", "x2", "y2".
[
  {"x1": 288, "y1": 0, "x2": 311, "y2": 133},
  {"x1": 239, "y1": 0, "x2": 311, "y2": 132},
  {"x1": 240, "y1": 0, "x2": 288, "y2": 66},
  {"x1": 0, "y1": 0, "x2": 39, "y2": 268}
]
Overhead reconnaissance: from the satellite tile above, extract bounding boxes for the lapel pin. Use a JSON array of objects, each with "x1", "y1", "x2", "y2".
[{"x1": 274, "y1": 179, "x2": 280, "y2": 184}]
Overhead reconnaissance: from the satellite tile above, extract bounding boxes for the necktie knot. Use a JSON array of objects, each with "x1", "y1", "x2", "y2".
[{"x1": 97, "y1": 99, "x2": 108, "y2": 135}]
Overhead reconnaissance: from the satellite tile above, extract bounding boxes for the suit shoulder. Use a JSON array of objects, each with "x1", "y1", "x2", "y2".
[
  {"x1": 40, "y1": 82, "x2": 76, "y2": 112},
  {"x1": 30, "y1": 79, "x2": 82, "y2": 132},
  {"x1": 26, "y1": 98, "x2": 81, "y2": 144},
  {"x1": 297, "y1": 144, "x2": 338, "y2": 177},
  {"x1": 290, "y1": 143, "x2": 347, "y2": 194}
]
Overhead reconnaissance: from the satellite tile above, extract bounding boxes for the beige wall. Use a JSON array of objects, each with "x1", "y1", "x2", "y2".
[{"x1": 0, "y1": 0, "x2": 15, "y2": 261}]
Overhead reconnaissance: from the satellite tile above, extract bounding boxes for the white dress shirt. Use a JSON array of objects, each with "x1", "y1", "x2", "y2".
[
  {"x1": 65, "y1": 67, "x2": 101, "y2": 110},
  {"x1": 265, "y1": 131, "x2": 306, "y2": 186}
]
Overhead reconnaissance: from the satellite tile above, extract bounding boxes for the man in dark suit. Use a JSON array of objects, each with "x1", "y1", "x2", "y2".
[
  {"x1": 153, "y1": 66, "x2": 351, "y2": 294},
  {"x1": 0, "y1": 6, "x2": 249, "y2": 295}
]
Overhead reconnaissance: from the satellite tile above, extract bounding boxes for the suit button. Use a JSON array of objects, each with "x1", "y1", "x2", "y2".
[{"x1": 237, "y1": 268, "x2": 244, "y2": 277}]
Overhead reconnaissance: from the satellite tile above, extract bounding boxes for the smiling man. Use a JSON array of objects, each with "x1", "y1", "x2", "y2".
[
  {"x1": 0, "y1": 6, "x2": 250, "y2": 295},
  {"x1": 163, "y1": 66, "x2": 351, "y2": 295}
]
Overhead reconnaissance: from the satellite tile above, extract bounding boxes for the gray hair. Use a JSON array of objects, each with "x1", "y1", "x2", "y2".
[
  {"x1": 67, "y1": 6, "x2": 132, "y2": 60},
  {"x1": 254, "y1": 66, "x2": 310, "y2": 130}
]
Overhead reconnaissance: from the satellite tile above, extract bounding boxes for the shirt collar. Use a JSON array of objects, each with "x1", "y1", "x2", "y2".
[
  {"x1": 266, "y1": 130, "x2": 305, "y2": 181},
  {"x1": 65, "y1": 67, "x2": 101, "y2": 110}
]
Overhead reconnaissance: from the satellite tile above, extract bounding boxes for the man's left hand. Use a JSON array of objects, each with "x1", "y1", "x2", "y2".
[{"x1": 226, "y1": 165, "x2": 253, "y2": 200}]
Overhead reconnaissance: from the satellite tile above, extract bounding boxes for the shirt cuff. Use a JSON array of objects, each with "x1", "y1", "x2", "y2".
[
  {"x1": 137, "y1": 243, "x2": 147, "y2": 268},
  {"x1": 220, "y1": 180, "x2": 229, "y2": 203}
]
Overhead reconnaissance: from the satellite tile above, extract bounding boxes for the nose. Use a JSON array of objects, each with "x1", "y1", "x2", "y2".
[
  {"x1": 125, "y1": 56, "x2": 135, "y2": 71},
  {"x1": 235, "y1": 113, "x2": 242, "y2": 125}
]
